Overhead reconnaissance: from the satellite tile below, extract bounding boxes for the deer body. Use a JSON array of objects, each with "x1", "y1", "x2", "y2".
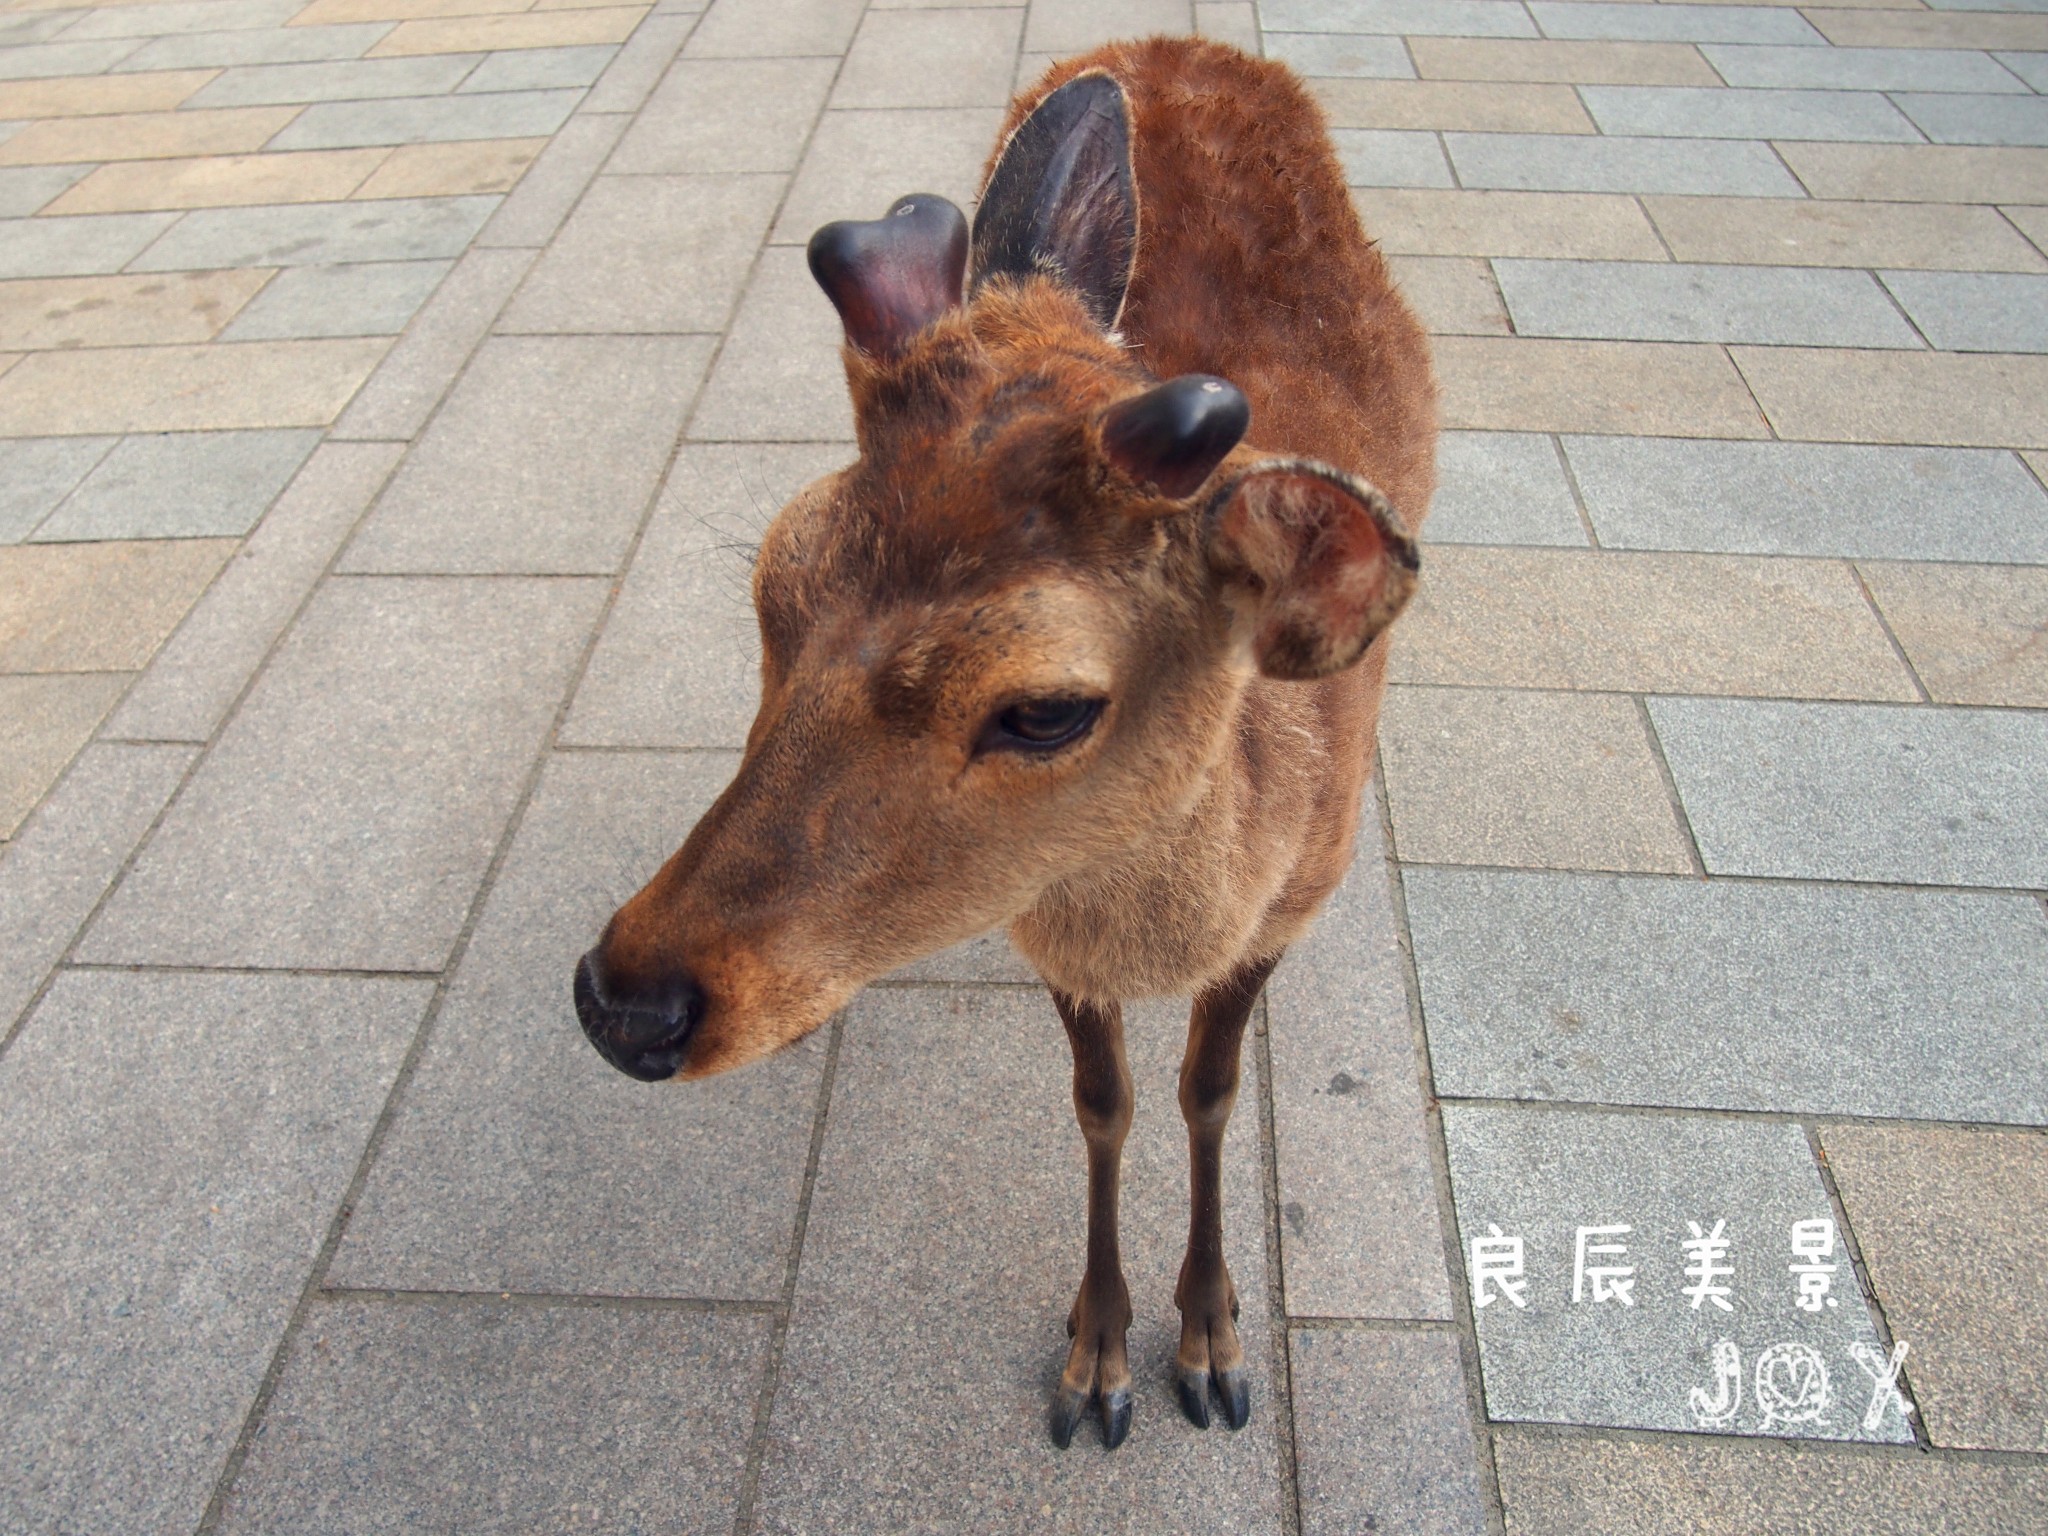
[{"x1": 575, "y1": 37, "x2": 1435, "y2": 1449}]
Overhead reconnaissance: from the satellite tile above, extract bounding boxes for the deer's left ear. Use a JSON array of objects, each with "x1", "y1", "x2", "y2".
[{"x1": 1204, "y1": 460, "x2": 1420, "y2": 680}]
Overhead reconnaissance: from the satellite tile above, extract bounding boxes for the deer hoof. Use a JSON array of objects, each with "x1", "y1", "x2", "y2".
[
  {"x1": 1049, "y1": 1385, "x2": 1089, "y2": 1450},
  {"x1": 1174, "y1": 1365, "x2": 1253, "y2": 1431},
  {"x1": 1174, "y1": 1366, "x2": 1210, "y2": 1429},
  {"x1": 1100, "y1": 1386, "x2": 1133, "y2": 1450},
  {"x1": 1215, "y1": 1368, "x2": 1251, "y2": 1431}
]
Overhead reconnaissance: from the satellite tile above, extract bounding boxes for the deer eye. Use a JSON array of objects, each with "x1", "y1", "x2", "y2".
[{"x1": 982, "y1": 697, "x2": 1104, "y2": 753}]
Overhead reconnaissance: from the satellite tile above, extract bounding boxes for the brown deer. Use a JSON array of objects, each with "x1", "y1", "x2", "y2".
[{"x1": 574, "y1": 36, "x2": 1435, "y2": 1451}]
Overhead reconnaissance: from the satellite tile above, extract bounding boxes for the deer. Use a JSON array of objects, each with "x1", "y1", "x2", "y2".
[{"x1": 573, "y1": 35, "x2": 1435, "y2": 1451}]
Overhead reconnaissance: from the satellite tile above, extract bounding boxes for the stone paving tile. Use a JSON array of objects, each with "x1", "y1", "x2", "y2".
[
  {"x1": 0, "y1": 268, "x2": 269, "y2": 350},
  {"x1": 0, "y1": 969, "x2": 429, "y2": 1536},
  {"x1": 328, "y1": 243, "x2": 534, "y2": 439},
  {"x1": 563, "y1": 441, "x2": 848, "y2": 746},
  {"x1": 458, "y1": 40, "x2": 617, "y2": 89},
  {"x1": 1434, "y1": 337, "x2": 1770, "y2": 438},
  {"x1": 1194, "y1": 0, "x2": 1256, "y2": 50},
  {"x1": 1732, "y1": 346, "x2": 2048, "y2": 448},
  {"x1": 369, "y1": 6, "x2": 648, "y2": 57},
  {"x1": 129, "y1": 192, "x2": 497, "y2": 269},
  {"x1": 45, "y1": 147, "x2": 387, "y2": 212},
  {"x1": 0, "y1": 337, "x2": 389, "y2": 433},
  {"x1": 34, "y1": 427, "x2": 320, "y2": 540},
  {"x1": 1407, "y1": 36, "x2": 1720, "y2": 84},
  {"x1": 1897, "y1": 91, "x2": 2048, "y2": 148},
  {"x1": 0, "y1": 209, "x2": 178, "y2": 277},
  {"x1": 111, "y1": 21, "x2": 396, "y2": 70},
  {"x1": 0, "y1": 674, "x2": 130, "y2": 838},
  {"x1": 106, "y1": 440, "x2": 404, "y2": 743},
  {"x1": 1822, "y1": 1125, "x2": 2048, "y2": 1454},
  {"x1": 1381, "y1": 685, "x2": 1694, "y2": 873},
  {"x1": 1266, "y1": 817, "x2": 1453, "y2": 1320},
  {"x1": 1289, "y1": 1327, "x2": 1487, "y2": 1536},
  {"x1": 78, "y1": 575, "x2": 606, "y2": 971},
  {"x1": 0, "y1": 105, "x2": 301, "y2": 165},
  {"x1": 498, "y1": 172, "x2": 779, "y2": 333},
  {"x1": 1492, "y1": 1427, "x2": 2048, "y2": 1535},
  {"x1": 1563, "y1": 437, "x2": 2048, "y2": 561},
  {"x1": 1262, "y1": 31, "x2": 1416, "y2": 77},
  {"x1": 1409, "y1": 868, "x2": 2048, "y2": 1122},
  {"x1": 331, "y1": 750, "x2": 829, "y2": 1295},
  {"x1": 342, "y1": 334, "x2": 709, "y2": 573},
  {"x1": 832, "y1": 5, "x2": 1021, "y2": 108},
  {"x1": 2000, "y1": 48, "x2": 2048, "y2": 90},
  {"x1": 1649, "y1": 696, "x2": 2048, "y2": 888},
  {"x1": 64, "y1": 0, "x2": 309, "y2": 40},
  {"x1": 475, "y1": 112, "x2": 622, "y2": 245},
  {"x1": 0, "y1": 41, "x2": 147, "y2": 81},
  {"x1": 1352, "y1": 187, "x2": 1667, "y2": 259},
  {"x1": 1313, "y1": 78, "x2": 1596, "y2": 132},
  {"x1": 1858, "y1": 561, "x2": 2048, "y2": 707},
  {"x1": 0, "y1": 164, "x2": 90, "y2": 217},
  {"x1": 1332, "y1": 127, "x2": 1454, "y2": 187},
  {"x1": 1392, "y1": 546, "x2": 1914, "y2": 698},
  {"x1": 1533, "y1": 2, "x2": 1825, "y2": 45},
  {"x1": 1442, "y1": 1104, "x2": 1907, "y2": 1442},
  {"x1": 183, "y1": 52, "x2": 481, "y2": 105},
  {"x1": 688, "y1": 245, "x2": 855, "y2": 441},
  {"x1": 683, "y1": 0, "x2": 864, "y2": 56},
  {"x1": 579, "y1": 13, "x2": 689, "y2": 115},
  {"x1": 1425, "y1": 430, "x2": 1587, "y2": 546},
  {"x1": 1777, "y1": 142, "x2": 2048, "y2": 203},
  {"x1": 266, "y1": 86, "x2": 580, "y2": 149},
  {"x1": 354, "y1": 133, "x2": 543, "y2": 195},
  {"x1": 1494, "y1": 259, "x2": 1919, "y2": 348},
  {"x1": 1814, "y1": 8, "x2": 2048, "y2": 53},
  {"x1": 607, "y1": 55, "x2": 835, "y2": 173},
  {"x1": 1446, "y1": 131, "x2": 1805, "y2": 196},
  {"x1": 2007, "y1": 204, "x2": 2048, "y2": 259},
  {"x1": 1581, "y1": 84, "x2": 1922, "y2": 142},
  {"x1": 0, "y1": 538, "x2": 233, "y2": 670},
  {"x1": 1387, "y1": 254, "x2": 1508, "y2": 334},
  {"x1": 752, "y1": 987, "x2": 1284, "y2": 1532},
  {"x1": 1259, "y1": 0, "x2": 1536, "y2": 38},
  {"x1": 218, "y1": 256, "x2": 449, "y2": 338},
  {"x1": 293, "y1": 0, "x2": 531, "y2": 20},
  {"x1": 1880, "y1": 270, "x2": 2048, "y2": 352},
  {"x1": 1023, "y1": 0, "x2": 1192, "y2": 52},
  {"x1": 0, "y1": 435, "x2": 112, "y2": 542},
  {"x1": 212, "y1": 1299, "x2": 770, "y2": 1536},
  {"x1": 1703, "y1": 41, "x2": 2034, "y2": 92},
  {"x1": 0, "y1": 67, "x2": 216, "y2": 118},
  {"x1": 771, "y1": 106, "x2": 999, "y2": 243},
  {"x1": 1642, "y1": 195, "x2": 2048, "y2": 271}
]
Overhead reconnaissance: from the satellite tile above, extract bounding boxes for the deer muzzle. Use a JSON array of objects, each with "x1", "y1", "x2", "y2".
[{"x1": 573, "y1": 947, "x2": 706, "y2": 1082}]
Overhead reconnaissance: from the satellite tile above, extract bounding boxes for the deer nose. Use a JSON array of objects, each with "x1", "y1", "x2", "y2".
[{"x1": 573, "y1": 949, "x2": 706, "y2": 1082}]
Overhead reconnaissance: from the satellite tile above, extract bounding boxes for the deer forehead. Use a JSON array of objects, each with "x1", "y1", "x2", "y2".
[{"x1": 822, "y1": 580, "x2": 1121, "y2": 709}]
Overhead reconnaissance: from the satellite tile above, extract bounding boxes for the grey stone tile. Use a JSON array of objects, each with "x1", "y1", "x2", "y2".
[
  {"x1": 1580, "y1": 85, "x2": 1922, "y2": 142},
  {"x1": 833, "y1": 5, "x2": 1022, "y2": 108},
  {"x1": 128, "y1": 195, "x2": 497, "y2": 271},
  {"x1": 1023, "y1": 0, "x2": 1194, "y2": 51},
  {"x1": 213, "y1": 1299, "x2": 769, "y2": 1536},
  {"x1": 1259, "y1": 0, "x2": 1535, "y2": 38},
  {"x1": 774, "y1": 106, "x2": 999, "y2": 243},
  {"x1": 1528, "y1": 2, "x2": 1824, "y2": 45},
  {"x1": 63, "y1": 0, "x2": 306, "y2": 41},
  {"x1": 328, "y1": 244, "x2": 534, "y2": 441},
  {"x1": 684, "y1": 0, "x2": 866, "y2": 57},
  {"x1": 1822, "y1": 1125, "x2": 2048, "y2": 1455},
  {"x1": 753, "y1": 987, "x2": 1285, "y2": 1530},
  {"x1": 184, "y1": 54, "x2": 483, "y2": 107},
  {"x1": 0, "y1": 164, "x2": 90, "y2": 217},
  {"x1": 0, "y1": 211, "x2": 178, "y2": 279},
  {"x1": 1333, "y1": 127, "x2": 1454, "y2": 187},
  {"x1": 1289, "y1": 1327, "x2": 1487, "y2": 1536},
  {"x1": 341, "y1": 335, "x2": 711, "y2": 575},
  {"x1": 476, "y1": 110, "x2": 625, "y2": 248},
  {"x1": 688, "y1": 246, "x2": 855, "y2": 442},
  {"x1": 0, "y1": 674, "x2": 129, "y2": 838},
  {"x1": 1268, "y1": 817, "x2": 1453, "y2": 1320},
  {"x1": 78, "y1": 575, "x2": 607, "y2": 971},
  {"x1": 217, "y1": 257, "x2": 451, "y2": 340},
  {"x1": 1495, "y1": 258, "x2": 1919, "y2": 347},
  {"x1": 1263, "y1": 31, "x2": 1418, "y2": 77},
  {"x1": 267, "y1": 88, "x2": 582, "y2": 150},
  {"x1": 498, "y1": 173, "x2": 781, "y2": 334},
  {"x1": 1897, "y1": 91, "x2": 2048, "y2": 146},
  {"x1": 1442, "y1": 1105, "x2": 1907, "y2": 1441},
  {"x1": 105, "y1": 441, "x2": 404, "y2": 743},
  {"x1": 331, "y1": 751, "x2": 828, "y2": 1296},
  {"x1": 0, "y1": 12, "x2": 95, "y2": 49},
  {"x1": 33, "y1": 428, "x2": 320, "y2": 541},
  {"x1": 1565, "y1": 437, "x2": 2048, "y2": 562},
  {"x1": 2000, "y1": 49, "x2": 2048, "y2": 90},
  {"x1": 0, "y1": 969, "x2": 429, "y2": 1536},
  {"x1": 1703, "y1": 43, "x2": 2033, "y2": 93},
  {"x1": 1881, "y1": 269, "x2": 2048, "y2": 352},
  {"x1": 608, "y1": 57, "x2": 835, "y2": 174},
  {"x1": 1426, "y1": 430, "x2": 1587, "y2": 546},
  {"x1": 562, "y1": 442, "x2": 849, "y2": 746},
  {"x1": 1649, "y1": 697, "x2": 2048, "y2": 889},
  {"x1": 580, "y1": 9, "x2": 693, "y2": 114},
  {"x1": 112, "y1": 22, "x2": 393, "y2": 70},
  {"x1": 459, "y1": 44, "x2": 617, "y2": 94},
  {"x1": 1406, "y1": 866, "x2": 2048, "y2": 1122},
  {"x1": 1446, "y1": 132, "x2": 1804, "y2": 195},
  {"x1": 0, "y1": 436, "x2": 114, "y2": 543}
]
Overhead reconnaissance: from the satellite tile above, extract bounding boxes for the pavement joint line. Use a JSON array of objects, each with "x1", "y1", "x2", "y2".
[
  {"x1": 1723, "y1": 340, "x2": 1781, "y2": 439},
  {"x1": 1397, "y1": 856, "x2": 2048, "y2": 902},
  {"x1": 1763, "y1": 137, "x2": 1814, "y2": 198},
  {"x1": 1288, "y1": 1315, "x2": 1462, "y2": 1332},
  {"x1": 1436, "y1": 1095, "x2": 2048, "y2": 1139},
  {"x1": 64, "y1": 960, "x2": 444, "y2": 980},
  {"x1": 1497, "y1": 1417, "x2": 2048, "y2": 1467},
  {"x1": 1870, "y1": 269, "x2": 1938, "y2": 352},
  {"x1": 325, "y1": 568, "x2": 618, "y2": 580},
  {"x1": 1250, "y1": 980, "x2": 1307, "y2": 1536},
  {"x1": 1633, "y1": 193, "x2": 1679, "y2": 261},
  {"x1": 1545, "y1": 429, "x2": 1601, "y2": 545},
  {"x1": 316, "y1": 1285, "x2": 782, "y2": 1314},
  {"x1": 1847, "y1": 558, "x2": 1936, "y2": 705},
  {"x1": 550, "y1": 741, "x2": 748, "y2": 754},
  {"x1": 1385, "y1": 683, "x2": 2045, "y2": 714},
  {"x1": 2018, "y1": 443, "x2": 2048, "y2": 496},
  {"x1": 1630, "y1": 692, "x2": 1709, "y2": 877}
]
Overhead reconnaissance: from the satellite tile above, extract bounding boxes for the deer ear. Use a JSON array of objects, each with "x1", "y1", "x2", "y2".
[
  {"x1": 971, "y1": 71, "x2": 1135, "y2": 331},
  {"x1": 808, "y1": 193, "x2": 968, "y2": 358},
  {"x1": 1205, "y1": 460, "x2": 1420, "y2": 681}
]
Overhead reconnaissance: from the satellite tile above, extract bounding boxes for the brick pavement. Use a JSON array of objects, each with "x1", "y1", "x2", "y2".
[{"x1": 0, "y1": 0, "x2": 2045, "y2": 1531}]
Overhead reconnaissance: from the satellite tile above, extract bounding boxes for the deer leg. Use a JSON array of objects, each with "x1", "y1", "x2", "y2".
[
  {"x1": 1048, "y1": 988, "x2": 1135, "y2": 1451},
  {"x1": 1174, "y1": 952, "x2": 1280, "y2": 1431}
]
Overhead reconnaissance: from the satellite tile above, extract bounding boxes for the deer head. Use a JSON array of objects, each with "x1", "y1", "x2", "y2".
[{"x1": 574, "y1": 72, "x2": 1418, "y2": 1083}]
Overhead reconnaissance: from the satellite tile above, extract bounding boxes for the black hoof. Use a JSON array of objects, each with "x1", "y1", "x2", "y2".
[
  {"x1": 1215, "y1": 1368, "x2": 1251, "y2": 1431},
  {"x1": 1175, "y1": 1366, "x2": 1210, "y2": 1429},
  {"x1": 1100, "y1": 1387, "x2": 1133, "y2": 1450},
  {"x1": 1049, "y1": 1385, "x2": 1089, "y2": 1450}
]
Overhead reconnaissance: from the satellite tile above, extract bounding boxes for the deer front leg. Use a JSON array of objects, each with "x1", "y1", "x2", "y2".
[
  {"x1": 1048, "y1": 988, "x2": 1135, "y2": 1451},
  {"x1": 1175, "y1": 953, "x2": 1280, "y2": 1431}
]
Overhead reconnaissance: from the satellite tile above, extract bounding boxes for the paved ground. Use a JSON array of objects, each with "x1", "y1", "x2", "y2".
[{"x1": 2, "y1": 0, "x2": 2046, "y2": 1530}]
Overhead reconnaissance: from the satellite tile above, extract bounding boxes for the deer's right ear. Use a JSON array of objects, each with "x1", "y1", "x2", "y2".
[
  {"x1": 808, "y1": 193, "x2": 969, "y2": 359},
  {"x1": 972, "y1": 71, "x2": 1136, "y2": 331}
]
